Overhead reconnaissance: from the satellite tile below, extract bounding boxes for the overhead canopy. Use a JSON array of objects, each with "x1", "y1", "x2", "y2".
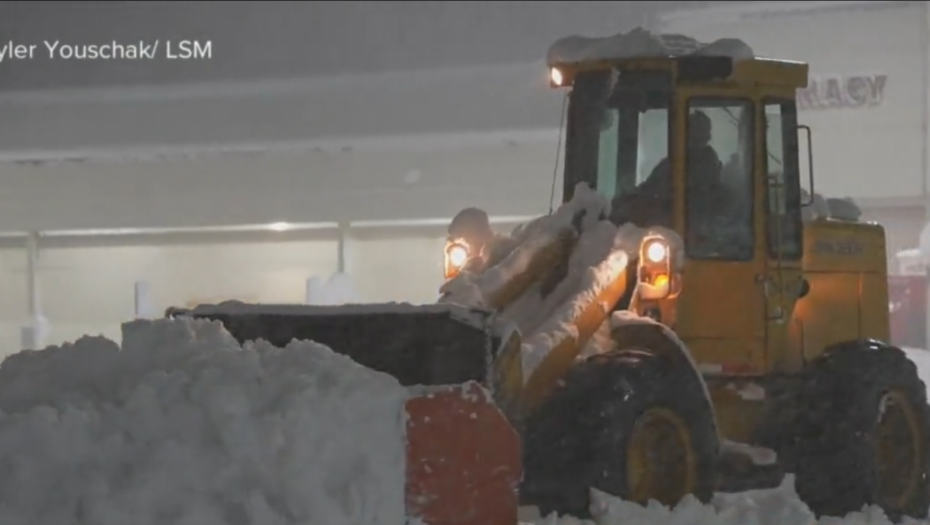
[
  {"x1": 0, "y1": 134, "x2": 562, "y2": 231},
  {"x1": 0, "y1": 62, "x2": 563, "y2": 153},
  {"x1": 0, "y1": 61, "x2": 571, "y2": 231}
]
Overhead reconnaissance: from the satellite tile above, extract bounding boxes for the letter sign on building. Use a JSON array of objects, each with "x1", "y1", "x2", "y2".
[{"x1": 797, "y1": 74, "x2": 887, "y2": 110}]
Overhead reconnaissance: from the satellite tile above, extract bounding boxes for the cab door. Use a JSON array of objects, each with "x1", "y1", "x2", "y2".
[
  {"x1": 674, "y1": 92, "x2": 768, "y2": 375},
  {"x1": 761, "y1": 98, "x2": 806, "y2": 372}
]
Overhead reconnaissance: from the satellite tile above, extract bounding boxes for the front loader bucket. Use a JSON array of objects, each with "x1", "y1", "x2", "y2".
[
  {"x1": 167, "y1": 301, "x2": 521, "y2": 525},
  {"x1": 167, "y1": 302, "x2": 504, "y2": 386}
]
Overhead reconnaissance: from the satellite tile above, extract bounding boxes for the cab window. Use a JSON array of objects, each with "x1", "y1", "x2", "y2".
[
  {"x1": 596, "y1": 104, "x2": 670, "y2": 197},
  {"x1": 763, "y1": 99, "x2": 803, "y2": 260},
  {"x1": 685, "y1": 98, "x2": 755, "y2": 261},
  {"x1": 564, "y1": 70, "x2": 673, "y2": 228}
]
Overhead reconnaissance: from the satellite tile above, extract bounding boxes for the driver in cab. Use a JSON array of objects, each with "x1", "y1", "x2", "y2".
[{"x1": 610, "y1": 110, "x2": 724, "y2": 228}]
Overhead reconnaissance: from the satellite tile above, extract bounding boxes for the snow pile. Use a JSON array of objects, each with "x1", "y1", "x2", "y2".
[
  {"x1": 521, "y1": 475, "x2": 925, "y2": 525},
  {"x1": 0, "y1": 317, "x2": 408, "y2": 525},
  {"x1": 799, "y1": 190, "x2": 862, "y2": 223}
]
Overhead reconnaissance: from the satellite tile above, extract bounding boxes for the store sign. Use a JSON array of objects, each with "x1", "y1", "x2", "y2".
[{"x1": 797, "y1": 74, "x2": 887, "y2": 110}]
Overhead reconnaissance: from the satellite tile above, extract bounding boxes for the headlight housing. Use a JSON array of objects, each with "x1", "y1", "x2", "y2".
[
  {"x1": 638, "y1": 235, "x2": 673, "y2": 300},
  {"x1": 444, "y1": 240, "x2": 470, "y2": 279}
]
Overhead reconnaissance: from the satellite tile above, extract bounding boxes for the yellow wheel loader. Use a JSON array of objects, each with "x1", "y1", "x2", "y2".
[{"x1": 168, "y1": 29, "x2": 930, "y2": 524}]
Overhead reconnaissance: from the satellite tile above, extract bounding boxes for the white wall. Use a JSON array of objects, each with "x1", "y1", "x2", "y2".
[
  {"x1": 0, "y1": 247, "x2": 28, "y2": 354},
  {"x1": 35, "y1": 238, "x2": 339, "y2": 347},
  {"x1": 349, "y1": 234, "x2": 447, "y2": 304},
  {"x1": 16, "y1": 233, "x2": 439, "y2": 352},
  {"x1": 0, "y1": 226, "x2": 499, "y2": 356},
  {"x1": 0, "y1": 62, "x2": 558, "y2": 152},
  {"x1": 3, "y1": 221, "x2": 528, "y2": 356},
  {"x1": 659, "y1": 2, "x2": 926, "y2": 201}
]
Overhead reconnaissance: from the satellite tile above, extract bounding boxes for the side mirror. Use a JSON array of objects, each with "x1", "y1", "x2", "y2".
[
  {"x1": 797, "y1": 124, "x2": 815, "y2": 206},
  {"x1": 797, "y1": 278, "x2": 811, "y2": 299}
]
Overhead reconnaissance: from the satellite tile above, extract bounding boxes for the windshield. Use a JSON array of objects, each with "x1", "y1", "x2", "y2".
[{"x1": 563, "y1": 70, "x2": 673, "y2": 228}]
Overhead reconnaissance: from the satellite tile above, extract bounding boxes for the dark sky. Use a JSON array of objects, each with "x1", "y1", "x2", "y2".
[{"x1": 0, "y1": 1, "x2": 733, "y2": 92}]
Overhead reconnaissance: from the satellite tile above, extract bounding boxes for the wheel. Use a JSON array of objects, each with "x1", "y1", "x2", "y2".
[
  {"x1": 520, "y1": 347, "x2": 718, "y2": 518},
  {"x1": 776, "y1": 342, "x2": 930, "y2": 521}
]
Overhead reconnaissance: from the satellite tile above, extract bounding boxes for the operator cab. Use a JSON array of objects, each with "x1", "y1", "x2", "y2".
[{"x1": 549, "y1": 29, "x2": 810, "y2": 263}]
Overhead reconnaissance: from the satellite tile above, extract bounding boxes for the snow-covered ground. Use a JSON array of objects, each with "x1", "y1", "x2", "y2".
[{"x1": 519, "y1": 477, "x2": 928, "y2": 525}]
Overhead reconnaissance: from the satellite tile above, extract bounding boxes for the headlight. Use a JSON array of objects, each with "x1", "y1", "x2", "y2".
[
  {"x1": 550, "y1": 67, "x2": 564, "y2": 87},
  {"x1": 448, "y1": 243, "x2": 469, "y2": 268},
  {"x1": 638, "y1": 235, "x2": 677, "y2": 301},
  {"x1": 444, "y1": 240, "x2": 470, "y2": 279},
  {"x1": 644, "y1": 239, "x2": 669, "y2": 264}
]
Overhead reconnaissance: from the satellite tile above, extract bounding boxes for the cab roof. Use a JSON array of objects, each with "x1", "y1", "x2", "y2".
[{"x1": 546, "y1": 28, "x2": 808, "y2": 89}]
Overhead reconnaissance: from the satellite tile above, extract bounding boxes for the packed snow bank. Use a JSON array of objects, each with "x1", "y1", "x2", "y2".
[
  {"x1": 520, "y1": 474, "x2": 926, "y2": 525},
  {"x1": 0, "y1": 317, "x2": 408, "y2": 525}
]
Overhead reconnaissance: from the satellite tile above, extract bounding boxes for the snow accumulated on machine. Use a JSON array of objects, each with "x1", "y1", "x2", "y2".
[{"x1": 174, "y1": 27, "x2": 930, "y2": 525}]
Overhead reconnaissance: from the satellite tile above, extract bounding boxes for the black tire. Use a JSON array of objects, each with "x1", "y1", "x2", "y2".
[
  {"x1": 520, "y1": 348, "x2": 718, "y2": 518},
  {"x1": 774, "y1": 342, "x2": 930, "y2": 522}
]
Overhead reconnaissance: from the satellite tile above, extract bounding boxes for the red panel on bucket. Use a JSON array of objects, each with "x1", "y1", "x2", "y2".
[{"x1": 404, "y1": 382, "x2": 521, "y2": 525}]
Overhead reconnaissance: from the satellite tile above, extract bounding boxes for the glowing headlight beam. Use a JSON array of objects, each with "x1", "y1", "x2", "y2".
[
  {"x1": 645, "y1": 240, "x2": 669, "y2": 264},
  {"x1": 448, "y1": 243, "x2": 469, "y2": 268}
]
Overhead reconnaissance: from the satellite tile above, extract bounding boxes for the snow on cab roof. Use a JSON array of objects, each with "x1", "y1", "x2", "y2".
[
  {"x1": 658, "y1": 0, "x2": 914, "y2": 25},
  {"x1": 546, "y1": 27, "x2": 756, "y2": 67}
]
